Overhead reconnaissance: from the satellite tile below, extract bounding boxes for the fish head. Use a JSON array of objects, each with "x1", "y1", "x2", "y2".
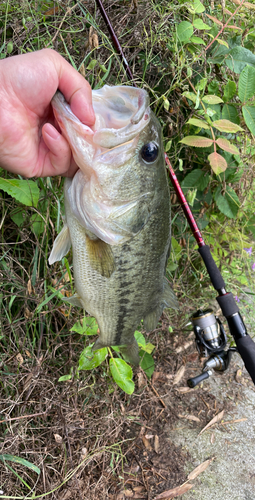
[{"x1": 51, "y1": 86, "x2": 168, "y2": 245}]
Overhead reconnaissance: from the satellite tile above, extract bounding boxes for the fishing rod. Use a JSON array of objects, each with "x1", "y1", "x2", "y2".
[{"x1": 94, "y1": 0, "x2": 255, "y2": 386}]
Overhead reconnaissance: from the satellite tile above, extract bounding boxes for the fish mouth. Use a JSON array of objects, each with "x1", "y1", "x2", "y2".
[
  {"x1": 51, "y1": 86, "x2": 150, "y2": 171},
  {"x1": 92, "y1": 85, "x2": 151, "y2": 149}
]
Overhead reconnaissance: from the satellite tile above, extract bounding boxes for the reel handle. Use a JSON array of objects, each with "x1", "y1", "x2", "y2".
[{"x1": 187, "y1": 370, "x2": 211, "y2": 388}]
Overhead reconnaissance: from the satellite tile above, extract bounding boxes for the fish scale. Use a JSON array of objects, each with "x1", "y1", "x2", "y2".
[{"x1": 49, "y1": 85, "x2": 178, "y2": 364}]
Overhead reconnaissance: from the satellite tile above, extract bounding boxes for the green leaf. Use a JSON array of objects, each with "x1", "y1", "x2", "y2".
[
  {"x1": 181, "y1": 169, "x2": 209, "y2": 193},
  {"x1": 78, "y1": 345, "x2": 108, "y2": 370},
  {"x1": 180, "y1": 136, "x2": 213, "y2": 147},
  {"x1": 242, "y1": 105, "x2": 255, "y2": 135},
  {"x1": 11, "y1": 210, "x2": 26, "y2": 227},
  {"x1": 208, "y1": 152, "x2": 228, "y2": 175},
  {"x1": 195, "y1": 78, "x2": 208, "y2": 91},
  {"x1": 58, "y1": 374, "x2": 72, "y2": 382},
  {"x1": 141, "y1": 342, "x2": 155, "y2": 354},
  {"x1": 87, "y1": 59, "x2": 97, "y2": 70},
  {"x1": 177, "y1": 21, "x2": 193, "y2": 42},
  {"x1": 216, "y1": 138, "x2": 239, "y2": 154},
  {"x1": 212, "y1": 119, "x2": 243, "y2": 133},
  {"x1": 139, "y1": 351, "x2": 155, "y2": 379},
  {"x1": 216, "y1": 39, "x2": 229, "y2": 48},
  {"x1": 71, "y1": 316, "x2": 98, "y2": 336},
  {"x1": 7, "y1": 41, "x2": 13, "y2": 53},
  {"x1": 182, "y1": 91, "x2": 197, "y2": 103},
  {"x1": 238, "y1": 66, "x2": 255, "y2": 102},
  {"x1": 171, "y1": 237, "x2": 182, "y2": 260},
  {"x1": 0, "y1": 454, "x2": 40, "y2": 475},
  {"x1": 188, "y1": 0, "x2": 205, "y2": 13},
  {"x1": 109, "y1": 358, "x2": 134, "y2": 394},
  {"x1": 214, "y1": 186, "x2": 240, "y2": 218},
  {"x1": 202, "y1": 95, "x2": 223, "y2": 104},
  {"x1": 222, "y1": 104, "x2": 240, "y2": 124},
  {"x1": 0, "y1": 178, "x2": 39, "y2": 206},
  {"x1": 223, "y1": 81, "x2": 236, "y2": 102},
  {"x1": 187, "y1": 188, "x2": 197, "y2": 206},
  {"x1": 225, "y1": 46, "x2": 255, "y2": 74},
  {"x1": 193, "y1": 19, "x2": 211, "y2": 30},
  {"x1": 187, "y1": 118, "x2": 210, "y2": 129},
  {"x1": 190, "y1": 36, "x2": 206, "y2": 45},
  {"x1": 134, "y1": 330, "x2": 146, "y2": 347},
  {"x1": 31, "y1": 213, "x2": 44, "y2": 237}
]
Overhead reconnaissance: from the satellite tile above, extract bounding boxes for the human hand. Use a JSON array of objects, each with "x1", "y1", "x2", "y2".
[{"x1": 0, "y1": 48, "x2": 95, "y2": 178}]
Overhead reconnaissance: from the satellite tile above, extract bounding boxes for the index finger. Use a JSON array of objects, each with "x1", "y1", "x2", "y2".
[{"x1": 47, "y1": 49, "x2": 95, "y2": 126}]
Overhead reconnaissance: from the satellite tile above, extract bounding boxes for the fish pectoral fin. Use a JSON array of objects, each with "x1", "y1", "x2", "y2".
[
  {"x1": 143, "y1": 304, "x2": 164, "y2": 332},
  {"x1": 119, "y1": 340, "x2": 140, "y2": 366},
  {"x1": 62, "y1": 293, "x2": 83, "y2": 308},
  {"x1": 86, "y1": 235, "x2": 115, "y2": 278},
  {"x1": 49, "y1": 224, "x2": 71, "y2": 264},
  {"x1": 162, "y1": 277, "x2": 179, "y2": 310}
]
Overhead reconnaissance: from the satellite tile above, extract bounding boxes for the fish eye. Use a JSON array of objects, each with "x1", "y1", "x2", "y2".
[{"x1": 141, "y1": 142, "x2": 159, "y2": 163}]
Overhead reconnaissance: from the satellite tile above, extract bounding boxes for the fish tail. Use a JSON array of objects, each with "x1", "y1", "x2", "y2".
[{"x1": 119, "y1": 340, "x2": 140, "y2": 366}]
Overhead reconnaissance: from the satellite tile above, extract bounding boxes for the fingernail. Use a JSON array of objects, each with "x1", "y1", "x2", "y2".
[{"x1": 45, "y1": 124, "x2": 60, "y2": 140}]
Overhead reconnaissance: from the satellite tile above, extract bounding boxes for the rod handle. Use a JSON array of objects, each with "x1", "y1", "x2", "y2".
[{"x1": 236, "y1": 335, "x2": 255, "y2": 384}]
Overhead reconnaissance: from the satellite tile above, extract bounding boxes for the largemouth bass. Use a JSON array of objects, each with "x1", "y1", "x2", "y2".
[{"x1": 49, "y1": 85, "x2": 178, "y2": 365}]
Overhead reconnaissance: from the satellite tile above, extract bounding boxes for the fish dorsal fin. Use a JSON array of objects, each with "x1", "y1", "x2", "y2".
[
  {"x1": 86, "y1": 235, "x2": 115, "y2": 278},
  {"x1": 49, "y1": 224, "x2": 71, "y2": 265},
  {"x1": 62, "y1": 293, "x2": 83, "y2": 308}
]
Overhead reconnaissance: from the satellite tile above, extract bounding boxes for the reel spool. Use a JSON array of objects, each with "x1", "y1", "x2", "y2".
[{"x1": 187, "y1": 308, "x2": 236, "y2": 388}]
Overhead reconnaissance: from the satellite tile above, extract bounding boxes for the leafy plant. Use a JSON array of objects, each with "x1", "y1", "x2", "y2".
[{"x1": 59, "y1": 317, "x2": 156, "y2": 394}]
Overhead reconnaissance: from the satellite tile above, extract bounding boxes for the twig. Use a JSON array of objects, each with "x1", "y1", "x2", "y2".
[
  {"x1": 205, "y1": 0, "x2": 245, "y2": 52},
  {"x1": 0, "y1": 410, "x2": 49, "y2": 424}
]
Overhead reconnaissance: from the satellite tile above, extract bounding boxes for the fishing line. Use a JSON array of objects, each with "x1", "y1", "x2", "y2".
[{"x1": 93, "y1": 0, "x2": 255, "y2": 385}]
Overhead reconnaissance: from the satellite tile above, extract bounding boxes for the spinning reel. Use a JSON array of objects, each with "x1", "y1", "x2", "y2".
[{"x1": 187, "y1": 308, "x2": 237, "y2": 388}]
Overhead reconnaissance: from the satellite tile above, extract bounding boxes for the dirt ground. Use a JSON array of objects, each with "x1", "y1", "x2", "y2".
[{"x1": 1, "y1": 309, "x2": 255, "y2": 500}]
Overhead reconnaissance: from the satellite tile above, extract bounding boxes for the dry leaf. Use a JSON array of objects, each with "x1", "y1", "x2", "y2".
[
  {"x1": 178, "y1": 414, "x2": 200, "y2": 422},
  {"x1": 142, "y1": 436, "x2": 152, "y2": 451},
  {"x1": 27, "y1": 278, "x2": 33, "y2": 295},
  {"x1": 16, "y1": 353, "x2": 24, "y2": 365},
  {"x1": 91, "y1": 33, "x2": 99, "y2": 48},
  {"x1": 154, "y1": 482, "x2": 193, "y2": 499},
  {"x1": 199, "y1": 410, "x2": 225, "y2": 435},
  {"x1": 25, "y1": 307, "x2": 33, "y2": 319},
  {"x1": 221, "y1": 418, "x2": 247, "y2": 426},
  {"x1": 81, "y1": 447, "x2": 88, "y2": 460},
  {"x1": 235, "y1": 369, "x2": 242, "y2": 383},
  {"x1": 177, "y1": 386, "x2": 192, "y2": 394},
  {"x1": 79, "y1": 63, "x2": 86, "y2": 78},
  {"x1": 154, "y1": 434, "x2": 159, "y2": 453},
  {"x1": 175, "y1": 340, "x2": 193, "y2": 353},
  {"x1": 210, "y1": 432, "x2": 215, "y2": 444},
  {"x1": 54, "y1": 434, "x2": 63, "y2": 444},
  {"x1": 137, "y1": 371, "x2": 146, "y2": 388},
  {"x1": 173, "y1": 365, "x2": 185, "y2": 385},
  {"x1": 152, "y1": 371, "x2": 164, "y2": 383},
  {"x1": 133, "y1": 487, "x2": 144, "y2": 493},
  {"x1": 187, "y1": 457, "x2": 215, "y2": 480},
  {"x1": 123, "y1": 489, "x2": 133, "y2": 498}
]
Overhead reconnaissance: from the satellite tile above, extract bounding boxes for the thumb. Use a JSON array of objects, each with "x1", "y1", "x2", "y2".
[{"x1": 41, "y1": 123, "x2": 78, "y2": 177}]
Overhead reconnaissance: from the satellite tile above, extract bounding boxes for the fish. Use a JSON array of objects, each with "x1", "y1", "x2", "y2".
[{"x1": 49, "y1": 85, "x2": 178, "y2": 365}]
